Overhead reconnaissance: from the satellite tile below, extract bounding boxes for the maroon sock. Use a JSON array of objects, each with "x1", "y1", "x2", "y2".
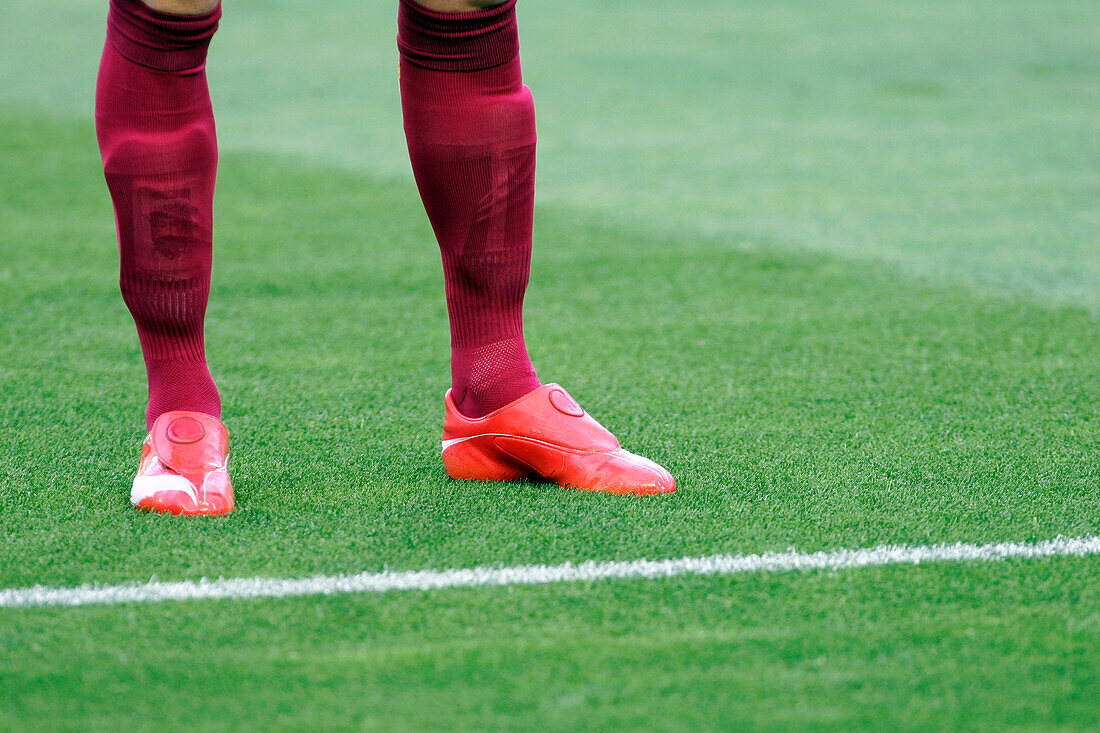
[
  {"x1": 96, "y1": 0, "x2": 222, "y2": 429},
  {"x1": 398, "y1": 0, "x2": 542, "y2": 418}
]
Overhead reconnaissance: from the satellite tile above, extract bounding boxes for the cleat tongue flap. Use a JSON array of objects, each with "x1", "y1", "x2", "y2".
[{"x1": 150, "y1": 410, "x2": 229, "y2": 475}]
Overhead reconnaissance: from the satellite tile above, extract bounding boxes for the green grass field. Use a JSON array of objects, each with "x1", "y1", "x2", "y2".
[{"x1": 2, "y1": 1, "x2": 1099, "y2": 730}]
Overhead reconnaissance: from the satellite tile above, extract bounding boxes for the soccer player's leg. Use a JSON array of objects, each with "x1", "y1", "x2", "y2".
[
  {"x1": 398, "y1": 0, "x2": 675, "y2": 494},
  {"x1": 96, "y1": 0, "x2": 233, "y2": 515}
]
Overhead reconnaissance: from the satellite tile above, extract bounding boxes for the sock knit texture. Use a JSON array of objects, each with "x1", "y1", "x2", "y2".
[
  {"x1": 399, "y1": 0, "x2": 541, "y2": 418},
  {"x1": 96, "y1": 0, "x2": 222, "y2": 429}
]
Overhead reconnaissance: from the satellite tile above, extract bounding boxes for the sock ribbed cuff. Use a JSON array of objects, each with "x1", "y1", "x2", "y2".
[
  {"x1": 397, "y1": 0, "x2": 519, "y2": 72},
  {"x1": 107, "y1": 0, "x2": 221, "y2": 72}
]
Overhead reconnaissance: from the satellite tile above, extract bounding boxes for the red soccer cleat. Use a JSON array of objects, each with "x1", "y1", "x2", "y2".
[
  {"x1": 130, "y1": 410, "x2": 235, "y2": 516},
  {"x1": 441, "y1": 384, "x2": 675, "y2": 495}
]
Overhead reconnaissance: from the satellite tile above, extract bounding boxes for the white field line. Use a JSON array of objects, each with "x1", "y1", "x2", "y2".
[{"x1": 3, "y1": 535, "x2": 1099, "y2": 610}]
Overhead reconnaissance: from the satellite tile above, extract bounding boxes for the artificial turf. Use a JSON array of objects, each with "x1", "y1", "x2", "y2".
[{"x1": 2, "y1": 0, "x2": 1099, "y2": 730}]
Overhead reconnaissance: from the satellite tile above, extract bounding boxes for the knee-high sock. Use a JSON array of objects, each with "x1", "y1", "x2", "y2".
[
  {"x1": 398, "y1": 0, "x2": 541, "y2": 418},
  {"x1": 96, "y1": 0, "x2": 222, "y2": 429}
]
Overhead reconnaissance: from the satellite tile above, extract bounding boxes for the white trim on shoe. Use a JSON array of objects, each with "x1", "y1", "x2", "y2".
[
  {"x1": 440, "y1": 435, "x2": 660, "y2": 476},
  {"x1": 131, "y1": 474, "x2": 200, "y2": 506},
  {"x1": 441, "y1": 433, "x2": 592, "y2": 454}
]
